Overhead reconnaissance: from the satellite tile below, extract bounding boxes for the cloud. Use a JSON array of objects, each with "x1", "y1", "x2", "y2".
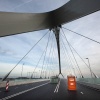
[
  {"x1": 0, "y1": 0, "x2": 69, "y2": 13},
  {"x1": 62, "y1": 11, "x2": 100, "y2": 77},
  {"x1": 0, "y1": 0, "x2": 100, "y2": 78}
]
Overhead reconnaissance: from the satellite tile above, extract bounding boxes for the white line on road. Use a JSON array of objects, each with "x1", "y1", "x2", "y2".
[
  {"x1": 80, "y1": 92, "x2": 84, "y2": 94},
  {"x1": 54, "y1": 80, "x2": 60, "y2": 93},
  {"x1": 0, "y1": 82, "x2": 50, "y2": 100},
  {"x1": 54, "y1": 83, "x2": 59, "y2": 93},
  {"x1": 56, "y1": 80, "x2": 60, "y2": 93}
]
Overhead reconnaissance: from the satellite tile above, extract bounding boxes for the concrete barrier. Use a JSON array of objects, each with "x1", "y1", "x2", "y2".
[
  {"x1": 77, "y1": 78, "x2": 100, "y2": 90},
  {"x1": 0, "y1": 79, "x2": 50, "y2": 88}
]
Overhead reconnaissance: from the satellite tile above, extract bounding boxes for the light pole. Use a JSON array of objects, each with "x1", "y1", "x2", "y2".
[
  {"x1": 86, "y1": 58, "x2": 92, "y2": 78},
  {"x1": 40, "y1": 71, "x2": 42, "y2": 79},
  {"x1": 38, "y1": 70, "x2": 40, "y2": 78},
  {"x1": 27, "y1": 72, "x2": 28, "y2": 78},
  {"x1": 21, "y1": 63, "x2": 24, "y2": 78},
  {"x1": 45, "y1": 71, "x2": 46, "y2": 79},
  {"x1": 73, "y1": 67, "x2": 77, "y2": 78}
]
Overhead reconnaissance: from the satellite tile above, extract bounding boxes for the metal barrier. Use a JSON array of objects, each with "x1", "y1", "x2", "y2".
[
  {"x1": 77, "y1": 78, "x2": 100, "y2": 90},
  {"x1": 0, "y1": 79, "x2": 49, "y2": 88}
]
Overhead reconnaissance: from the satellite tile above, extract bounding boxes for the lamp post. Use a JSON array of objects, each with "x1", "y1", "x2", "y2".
[
  {"x1": 40, "y1": 71, "x2": 42, "y2": 79},
  {"x1": 86, "y1": 58, "x2": 92, "y2": 78},
  {"x1": 21, "y1": 63, "x2": 24, "y2": 78},
  {"x1": 73, "y1": 67, "x2": 77, "y2": 78},
  {"x1": 44, "y1": 71, "x2": 46, "y2": 79},
  {"x1": 27, "y1": 72, "x2": 28, "y2": 78},
  {"x1": 38, "y1": 70, "x2": 40, "y2": 78}
]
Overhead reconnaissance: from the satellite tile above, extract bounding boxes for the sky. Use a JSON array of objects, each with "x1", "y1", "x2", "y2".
[{"x1": 0, "y1": 0, "x2": 100, "y2": 78}]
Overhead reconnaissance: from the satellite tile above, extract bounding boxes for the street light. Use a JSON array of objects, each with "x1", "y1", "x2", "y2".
[
  {"x1": 21, "y1": 63, "x2": 24, "y2": 78},
  {"x1": 85, "y1": 58, "x2": 92, "y2": 78},
  {"x1": 73, "y1": 67, "x2": 77, "y2": 78},
  {"x1": 43, "y1": 71, "x2": 46, "y2": 79}
]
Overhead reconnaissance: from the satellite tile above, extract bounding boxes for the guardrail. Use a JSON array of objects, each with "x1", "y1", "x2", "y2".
[
  {"x1": 77, "y1": 78, "x2": 100, "y2": 90},
  {"x1": 0, "y1": 79, "x2": 50, "y2": 88}
]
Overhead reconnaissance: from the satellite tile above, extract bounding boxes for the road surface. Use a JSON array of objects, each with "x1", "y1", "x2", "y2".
[{"x1": 0, "y1": 79, "x2": 100, "y2": 100}]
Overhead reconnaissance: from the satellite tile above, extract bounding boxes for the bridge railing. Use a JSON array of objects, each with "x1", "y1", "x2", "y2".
[
  {"x1": 77, "y1": 78, "x2": 100, "y2": 90},
  {"x1": 0, "y1": 79, "x2": 49, "y2": 88}
]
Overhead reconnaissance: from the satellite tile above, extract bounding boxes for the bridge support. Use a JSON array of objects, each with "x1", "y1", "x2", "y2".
[{"x1": 52, "y1": 26, "x2": 64, "y2": 77}]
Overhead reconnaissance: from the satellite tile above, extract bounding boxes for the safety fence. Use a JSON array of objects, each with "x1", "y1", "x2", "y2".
[
  {"x1": 77, "y1": 78, "x2": 100, "y2": 90},
  {"x1": 0, "y1": 79, "x2": 50, "y2": 88}
]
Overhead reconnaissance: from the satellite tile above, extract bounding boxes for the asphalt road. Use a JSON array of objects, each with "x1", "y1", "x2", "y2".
[{"x1": 0, "y1": 79, "x2": 100, "y2": 100}]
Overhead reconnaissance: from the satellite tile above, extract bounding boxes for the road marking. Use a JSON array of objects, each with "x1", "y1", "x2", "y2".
[
  {"x1": 56, "y1": 80, "x2": 60, "y2": 93},
  {"x1": 54, "y1": 81, "x2": 59, "y2": 93},
  {"x1": 80, "y1": 92, "x2": 84, "y2": 94},
  {"x1": 54, "y1": 83, "x2": 59, "y2": 93},
  {"x1": 54, "y1": 80, "x2": 60, "y2": 93},
  {"x1": 0, "y1": 82, "x2": 49, "y2": 100}
]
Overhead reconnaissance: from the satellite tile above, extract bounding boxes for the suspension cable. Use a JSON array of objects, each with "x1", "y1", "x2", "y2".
[
  {"x1": 62, "y1": 27, "x2": 100, "y2": 45},
  {"x1": 60, "y1": 33, "x2": 72, "y2": 74},
  {"x1": 48, "y1": 32, "x2": 59, "y2": 77},
  {"x1": 60, "y1": 36, "x2": 78, "y2": 77},
  {"x1": 51, "y1": 39, "x2": 57, "y2": 73},
  {"x1": 61, "y1": 29, "x2": 97, "y2": 78},
  {"x1": 46, "y1": 33, "x2": 55, "y2": 78},
  {"x1": 65, "y1": 40, "x2": 97, "y2": 78},
  {"x1": 60, "y1": 40, "x2": 72, "y2": 75},
  {"x1": 61, "y1": 28, "x2": 84, "y2": 78},
  {"x1": 40, "y1": 31, "x2": 51, "y2": 78},
  {"x1": 42, "y1": 32, "x2": 54, "y2": 75},
  {"x1": 31, "y1": 32, "x2": 53, "y2": 78},
  {"x1": 61, "y1": 33, "x2": 83, "y2": 77},
  {"x1": 42, "y1": 33, "x2": 54, "y2": 78},
  {"x1": 2, "y1": 30, "x2": 49, "y2": 81},
  {"x1": 49, "y1": 35, "x2": 58, "y2": 77},
  {"x1": 48, "y1": 35, "x2": 56, "y2": 76}
]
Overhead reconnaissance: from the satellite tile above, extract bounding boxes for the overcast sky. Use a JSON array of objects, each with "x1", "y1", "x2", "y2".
[{"x1": 0, "y1": 0, "x2": 100, "y2": 78}]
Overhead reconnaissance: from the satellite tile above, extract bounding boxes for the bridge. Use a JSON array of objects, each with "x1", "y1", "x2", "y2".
[
  {"x1": 0, "y1": 0, "x2": 100, "y2": 100},
  {"x1": 0, "y1": 79, "x2": 100, "y2": 100}
]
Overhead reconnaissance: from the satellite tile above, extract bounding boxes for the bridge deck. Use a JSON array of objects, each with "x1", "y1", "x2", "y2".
[{"x1": 0, "y1": 79, "x2": 100, "y2": 100}]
